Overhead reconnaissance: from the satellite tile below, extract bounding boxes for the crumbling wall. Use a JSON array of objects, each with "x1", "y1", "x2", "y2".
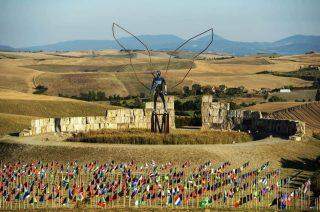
[
  {"x1": 201, "y1": 95, "x2": 305, "y2": 139},
  {"x1": 20, "y1": 96, "x2": 175, "y2": 136},
  {"x1": 201, "y1": 95, "x2": 230, "y2": 130}
]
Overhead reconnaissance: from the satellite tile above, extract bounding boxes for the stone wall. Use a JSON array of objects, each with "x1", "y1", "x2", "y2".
[
  {"x1": 201, "y1": 95, "x2": 306, "y2": 139},
  {"x1": 201, "y1": 95, "x2": 230, "y2": 130},
  {"x1": 20, "y1": 96, "x2": 175, "y2": 136}
]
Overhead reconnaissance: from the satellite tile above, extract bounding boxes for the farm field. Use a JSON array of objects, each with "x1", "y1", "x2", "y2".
[
  {"x1": 268, "y1": 101, "x2": 320, "y2": 132},
  {"x1": 0, "y1": 51, "x2": 317, "y2": 97},
  {"x1": 271, "y1": 89, "x2": 317, "y2": 102},
  {"x1": 244, "y1": 101, "x2": 306, "y2": 113}
]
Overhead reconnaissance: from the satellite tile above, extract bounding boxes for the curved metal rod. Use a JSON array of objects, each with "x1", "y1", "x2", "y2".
[
  {"x1": 166, "y1": 28, "x2": 214, "y2": 89},
  {"x1": 112, "y1": 23, "x2": 152, "y2": 91}
]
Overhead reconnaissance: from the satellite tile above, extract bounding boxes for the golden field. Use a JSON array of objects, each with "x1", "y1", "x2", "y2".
[{"x1": 0, "y1": 51, "x2": 317, "y2": 97}]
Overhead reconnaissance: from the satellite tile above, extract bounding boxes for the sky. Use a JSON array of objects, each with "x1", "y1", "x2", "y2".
[{"x1": 0, "y1": 0, "x2": 320, "y2": 47}]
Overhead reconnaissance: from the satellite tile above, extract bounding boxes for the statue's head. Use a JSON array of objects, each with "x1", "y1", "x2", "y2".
[{"x1": 155, "y1": 70, "x2": 161, "y2": 77}]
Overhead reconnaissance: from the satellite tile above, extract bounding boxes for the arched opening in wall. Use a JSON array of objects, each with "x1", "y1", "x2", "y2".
[{"x1": 54, "y1": 118, "x2": 61, "y2": 133}]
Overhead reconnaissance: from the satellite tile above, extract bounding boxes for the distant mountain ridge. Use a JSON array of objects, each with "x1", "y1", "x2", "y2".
[
  {"x1": 1, "y1": 34, "x2": 320, "y2": 55},
  {"x1": 0, "y1": 45, "x2": 16, "y2": 52}
]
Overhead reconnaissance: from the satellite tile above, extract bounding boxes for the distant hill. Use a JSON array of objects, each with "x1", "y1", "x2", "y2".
[
  {"x1": 0, "y1": 45, "x2": 16, "y2": 52},
  {"x1": 15, "y1": 34, "x2": 320, "y2": 55}
]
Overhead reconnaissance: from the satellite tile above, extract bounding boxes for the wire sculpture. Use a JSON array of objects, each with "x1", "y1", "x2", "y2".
[{"x1": 112, "y1": 22, "x2": 214, "y2": 91}]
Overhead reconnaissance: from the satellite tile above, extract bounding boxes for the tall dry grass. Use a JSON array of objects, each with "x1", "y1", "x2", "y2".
[{"x1": 67, "y1": 129, "x2": 252, "y2": 145}]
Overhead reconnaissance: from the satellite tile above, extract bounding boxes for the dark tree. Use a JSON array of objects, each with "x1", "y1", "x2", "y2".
[
  {"x1": 316, "y1": 89, "x2": 320, "y2": 101},
  {"x1": 183, "y1": 86, "x2": 191, "y2": 97}
]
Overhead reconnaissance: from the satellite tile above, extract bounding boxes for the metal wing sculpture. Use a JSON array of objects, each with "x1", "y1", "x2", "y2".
[
  {"x1": 112, "y1": 23, "x2": 152, "y2": 91},
  {"x1": 165, "y1": 28, "x2": 214, "y2": 89},
  {"x1": 112, "y1": 22, "x2": 213, "y2": 91}
]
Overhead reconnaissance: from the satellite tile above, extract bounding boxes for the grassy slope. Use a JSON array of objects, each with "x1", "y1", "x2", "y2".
[
  {"x1": 0, "y1": 89, "x2": 119, "y2": 135},
  {"x1": 0, "y1": 113, "x2": 35, "y2": 135}
]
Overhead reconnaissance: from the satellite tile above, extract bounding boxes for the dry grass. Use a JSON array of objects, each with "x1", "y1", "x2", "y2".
[
  {"x1": 1, "y1": 134, "x2": 320, "y2": 171},
  {"x1": 245, "y1": 102, "x2": 306, "y2": 113},
  {"x1": 0, "y1": 99, "x2": 118, "y2": 117},
  {"x1": 0, "y1": 89, "x2": 119, "y2": 135},
  {"x1": 0, "y1": 113, "x2": 35, "y2": 135},
  {"x1": 0, "y1": 88, "x2": 119, "y2": 117},
  {"x1": 67, "y1": 129, "x2": 252, "y2": 145}
]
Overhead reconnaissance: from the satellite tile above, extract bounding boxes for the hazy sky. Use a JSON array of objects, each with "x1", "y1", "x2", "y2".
[{"x1": 1, "y1": 0, "x2": 320, "y2": 47}]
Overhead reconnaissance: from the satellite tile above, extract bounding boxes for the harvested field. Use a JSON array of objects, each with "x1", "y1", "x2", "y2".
[
  {"x1": 67, "y1": 129, "x2": 252, "y2": 145},
  {"x1": 24, "y1": 60, "x2": 192, "y2": 73},
  {"x1": 0, "y1": 51, "x2": 315, "y2": 97},
  {"x1": 244, "y1": 102, "x2": 306, "y2": 113},
  {"x1": 0, "y1": 99, "x2": 117, "y2": 118},
  {"x1": 268, "y1": 101, "x2": 320, "y2": 132},
  {"x1": 210, "y1": 56, "x2": 273, "y2": 65}
]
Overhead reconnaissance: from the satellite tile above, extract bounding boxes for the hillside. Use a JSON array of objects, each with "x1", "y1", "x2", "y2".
[
  {"x1": 268, "y1": 101, "x2": 320, "y2": 132},
  {"x1": 0, "y1": 113, "x2": 35, "y2": 136},
  {"x1": 0, "y1": 89, "x2": 119, "y2": 135},
  {"x1": 0, "y1": 89, "x2": 119, "y2": 117}
]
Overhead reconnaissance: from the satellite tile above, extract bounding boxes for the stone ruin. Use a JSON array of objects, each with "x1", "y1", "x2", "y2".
[
  {"x1": 20, "y1": 96, "x2": 175, "y2": 136},
  {"x1": 20, "y1": 94, "x2": 306, "y2": 140},
  {"x1": 201, "y1": 95, "x2": 305, "y2": 140}
]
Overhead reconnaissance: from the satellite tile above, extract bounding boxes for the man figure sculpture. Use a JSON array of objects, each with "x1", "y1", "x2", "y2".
[{"x1": 151, "y1": 70, "x2": 167, "y2": 113}]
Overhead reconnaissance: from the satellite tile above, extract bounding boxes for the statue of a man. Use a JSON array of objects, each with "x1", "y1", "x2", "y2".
[{"x1": 151, "y1": 70, "x2": 167, "y2": 113}]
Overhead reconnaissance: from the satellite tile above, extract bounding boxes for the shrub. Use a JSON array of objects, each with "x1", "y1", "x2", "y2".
[
  {"x1": 33, "y1": 85, "x2": 48, "y2": 94},
  {"x1": 268, "y1": 96, "x2": 285, "y2": 102}
]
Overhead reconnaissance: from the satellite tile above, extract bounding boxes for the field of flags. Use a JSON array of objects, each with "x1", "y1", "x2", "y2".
[{"x1": 0, "y1": 159, "x2": 316, "y2": 210}]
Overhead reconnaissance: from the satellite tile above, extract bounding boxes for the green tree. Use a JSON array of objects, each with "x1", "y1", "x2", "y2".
[
  {"x1": 191, "y1": 84, "x2": 202, "y2": 95},
  {"x1": 97, "y1": 91, "x2": 106, "y2": 101},
  {"x1": 183, "y1": 86, "x2": 191, "y2": 97},
  {"x1": 202, "y1": 85, "x2": 213, "y2": 94}
]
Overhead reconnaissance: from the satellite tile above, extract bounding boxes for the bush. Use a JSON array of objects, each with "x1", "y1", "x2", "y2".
[
  {"x1": 33, "y1": 85, "x2": 48, "y2": 94},
  {"x1": 313, "y1": 131, "x2": 320, "y2": 140},
  {"x1": 268, "y1": 96, "x2": 285, "y2": 102},
  {"x1": 67, "y1": 129, "x2": 252, "y2": 145}
]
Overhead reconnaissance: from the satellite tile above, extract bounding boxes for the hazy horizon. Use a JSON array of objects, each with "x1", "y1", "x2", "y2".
[{"x1": 1, "y1": 0, "x2": 320, "y2": 48}]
